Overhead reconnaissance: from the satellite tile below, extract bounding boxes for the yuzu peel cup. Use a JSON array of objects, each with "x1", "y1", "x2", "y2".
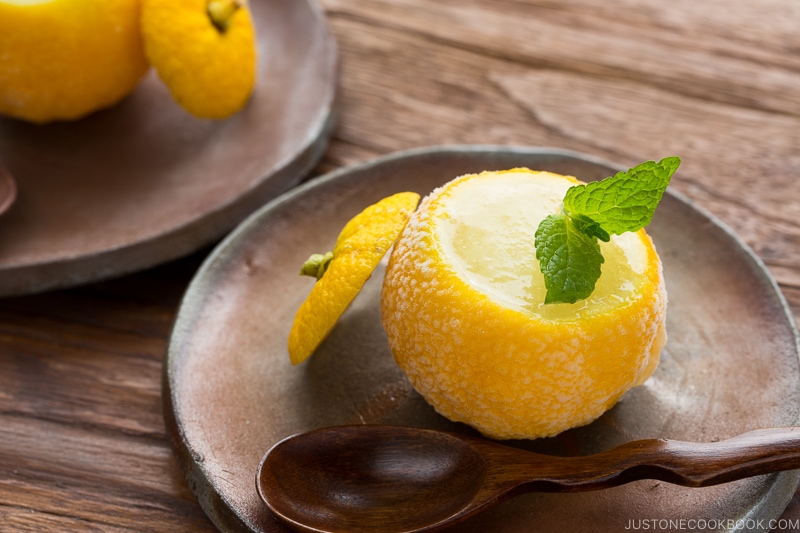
[
  {"x1": 289, "y1": 161, "x2": 676, "y2": 440},
  {"x1": 380, "y1": 169, "x2": 667, "y2": 439}
]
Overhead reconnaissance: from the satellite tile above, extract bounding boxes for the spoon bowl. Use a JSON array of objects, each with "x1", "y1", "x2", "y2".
[
  {"x1": 257, "y1": 424, "x2": 800, "y2": 533},
  {"x1": 260, "y1": 426, "x2": 487, "y2": 533}
]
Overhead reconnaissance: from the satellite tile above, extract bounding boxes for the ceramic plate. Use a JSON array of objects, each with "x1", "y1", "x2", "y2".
[
  {"x1": 0, "y1": 0, "x2": 337, "y2": 296},
  {"x1": 165, "y1": 146, "x2": 800, "y2": 533}
]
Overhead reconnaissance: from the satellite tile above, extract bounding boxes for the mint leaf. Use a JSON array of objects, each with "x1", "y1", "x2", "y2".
[
  {"x1": 563, "y1": 157, "x2": 680, "y2": 236},
  {"x1": 535, "y1": 156, "x2": 679, "y2": 304},
  {"x1": 569, "y1": 213, "x2": 611, "y2": 242},
  {"x1": 535, "y1": 214, "x2": 604, "y2": 304}
]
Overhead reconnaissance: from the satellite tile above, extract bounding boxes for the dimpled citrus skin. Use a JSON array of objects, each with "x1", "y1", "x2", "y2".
[
  {"x1": 141, "y1": 0, "x2": 256, "y2": 119},
  {"x1": 0, "y1": 0, "x2": 148, "y2": 123},
  {"x1": 381, "y1": 169, "x2": 667, "y2": 440},
  {"x1": 289, "y1": 192, "x2": 420, "y2": 365}
]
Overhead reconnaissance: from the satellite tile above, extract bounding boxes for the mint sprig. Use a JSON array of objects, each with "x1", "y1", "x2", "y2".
[{"x1": 535, "y1": 157, "x2": 680, "y2": 304}]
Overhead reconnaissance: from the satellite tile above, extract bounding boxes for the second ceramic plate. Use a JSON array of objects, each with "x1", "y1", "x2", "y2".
[
  {"x1": 0, "y1": 0, "x2": 338, "y2": 296},
  {"x1": 166, "y1": 146, "x2": 800, "y2": 533}
]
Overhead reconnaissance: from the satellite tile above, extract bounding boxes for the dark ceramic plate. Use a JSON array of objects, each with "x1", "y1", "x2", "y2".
[
  {"x1": 165, "y1": 146, "x2": 800, "y2": 533},
  {"x1": 0, "y1": 0, "x2": 337, "y2": 296}
]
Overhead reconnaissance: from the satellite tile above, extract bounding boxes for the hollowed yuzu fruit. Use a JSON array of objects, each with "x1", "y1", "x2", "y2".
[{"x1": 380, "y1": 169, "x2": 667, "y2": 440}]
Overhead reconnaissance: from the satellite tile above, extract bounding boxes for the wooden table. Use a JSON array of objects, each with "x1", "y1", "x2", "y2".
[{"x1": 2, "y1": 0, "x2": 799, "y2": 531}]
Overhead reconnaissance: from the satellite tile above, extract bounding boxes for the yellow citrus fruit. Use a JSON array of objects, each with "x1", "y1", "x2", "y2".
[
  {"x1": 0, "y1": 0, "x2": 148, "y2": 124},
  {"x1": 288, "y1": 192, "x2": 420, "y2": 366},
  {"x1": 381, "y1": 169, "x2": 667, "y2": 440},
  {"x1": 141, "y1": 0, "x2": 257, "y2": 119}
]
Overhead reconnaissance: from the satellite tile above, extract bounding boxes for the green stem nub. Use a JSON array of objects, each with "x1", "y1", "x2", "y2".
[
  {"x1": 300, "y1": 252, "x2": 334, "y2": 280},
  {"x1": 207, "y1": 0, "x2": 243, "y2": 33}
]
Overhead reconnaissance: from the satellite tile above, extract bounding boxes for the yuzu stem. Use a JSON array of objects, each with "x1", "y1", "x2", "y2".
[
  {"x1": 207, "y1": 0, "x2": 243, "y2": 32},
  {"x1": 300, "y1": 252, "x2": 334, "y2": 280}
]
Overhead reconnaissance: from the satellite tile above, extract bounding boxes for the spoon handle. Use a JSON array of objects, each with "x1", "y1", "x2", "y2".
[{"x1": 496, "y1": 427, "x2": 800, "y2": 493}]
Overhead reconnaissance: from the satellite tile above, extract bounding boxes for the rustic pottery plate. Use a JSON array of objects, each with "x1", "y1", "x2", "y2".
[
  {"x1": 0, "y1": 0, "x2": 337, "y2": 296},
  {"x1": 165, "y1": 146, "x2": 800, "y2": 533}
]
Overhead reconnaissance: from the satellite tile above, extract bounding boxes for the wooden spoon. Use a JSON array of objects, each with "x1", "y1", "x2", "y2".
[
  {"x1": 0, "y1": 163, "x2": 18, "y2": 216},
  {"x1": 257, "y1": 424, "x2": 800, "y2": 533}
]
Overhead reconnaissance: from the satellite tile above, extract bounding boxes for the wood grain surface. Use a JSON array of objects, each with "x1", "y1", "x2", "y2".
[{"x1": 1, "y1": 0, "x2": 799, "y2": 531}]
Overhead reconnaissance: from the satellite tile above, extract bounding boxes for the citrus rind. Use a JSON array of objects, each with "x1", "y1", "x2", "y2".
[
  {"x1": 141, "y1": 0, "x2": 257, "y2": 119},
  {"x1": 288, "y1": 191, "x2": 420, "y2": 365},
  {"x1": 381, "y1": 169, "x2": 667, "y2": 440}
]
